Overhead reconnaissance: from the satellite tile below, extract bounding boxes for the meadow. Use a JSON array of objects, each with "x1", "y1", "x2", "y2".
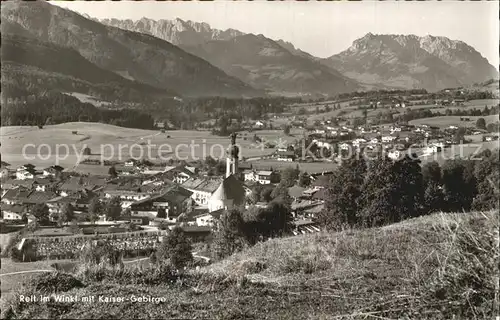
[
  {"x1": 1, "y1": 210, "x2": 496, "y2": 319},
  {"x1": 0, "y1": 122, "x2": 303, "y2": 172},
  {"x1": 409, "y1": 114, "x2": 499, "y2": 129}
]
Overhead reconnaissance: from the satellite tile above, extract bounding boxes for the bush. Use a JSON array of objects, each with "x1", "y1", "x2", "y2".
[
  {"x1": 156, "y1": 226, "x2": 193, "y2": 270},
  {"x1": 27, "y1": 272, "x2": 84, "y2": 294},
  {"x1": 79, "y1": 240, "x2": 122, "y2": 266}
]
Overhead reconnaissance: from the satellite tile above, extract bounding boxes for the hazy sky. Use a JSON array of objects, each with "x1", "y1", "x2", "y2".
[{"x1": 53, "y1": 1, "x2": 499, "y2": 67}]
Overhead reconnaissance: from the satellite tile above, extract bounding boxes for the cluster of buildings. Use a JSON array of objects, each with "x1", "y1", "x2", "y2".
[{"x1": 1, "y1": 135, "x2": 327, "y2": 237}]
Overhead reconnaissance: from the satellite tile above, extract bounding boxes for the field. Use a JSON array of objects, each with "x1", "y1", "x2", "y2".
[
  {"x1": 295, "y1": 98, "x2": 498, "y2": 124},
  {"x1": 409, "y1": 114, "x2": 499, "y2": 129},
  {"x1": 0, "y1": 122, "x2": 303, "y2": 172},
  {"x1": 2, "y1": 210, "x2": 496, "y2": 319}
]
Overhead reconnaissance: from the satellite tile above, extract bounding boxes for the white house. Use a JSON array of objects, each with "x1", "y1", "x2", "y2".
[
  {"x1": 195, "y1": 209, "x2": 223, "y2": 227},
  {"x1": 124, "y1": 159, "x2": 138, "y2": 167},
  {"x1": 243, "y1": 170, "x2": 258, "y2": 183},
  {"x1": 255, "y1": 171, "x2": 277, "y2": 185},
  {"x1": 388, "y1": 150, "x2": 403, "y2": 160},
  {"x1": 424, "y1": 142, "x2": 445, "y2": 154},
  {"x1": 382, "y1": 136, "x2": 398, "y2": 143},
  {"x1": 1, "y1": 204, "x2": 25, "y2": 220},
  {"x1": 352, "y1": 138, "x2": 367, "y2": 147},
  {"x1": 313, "y1": 139, "x2": 333, "y2": 149},
  {"x1": 43, "y1": 165, "x2": 64, "y2": 177},
  {"x1": 16, "y1": 169, "x2": 35, "y2": 180},
  {"x1": 339, "y1": 143, "x2": 350, "y2": 150},
  {"x1": 182, "y1": 177, "x2": 222, "y2": 205},
  {"x1": 254, "y1": 121, "x2": 265, "y2": 128}
]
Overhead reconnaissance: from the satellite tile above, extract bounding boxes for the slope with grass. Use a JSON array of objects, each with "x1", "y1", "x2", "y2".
[{"x1": 2, "y1": 211, "x2": 497, "y2": 319}]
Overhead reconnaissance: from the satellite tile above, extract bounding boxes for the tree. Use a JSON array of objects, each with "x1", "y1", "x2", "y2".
[
  {"x1": 88, "y1": 198, "x2": 102, "y2": 223},
  {"x1": 362, "y1": 108, "x2": 368, "y2": 124},
  {"x1": 108, "y1": 166, "x2": 118, "y2": 178},
  {"x1": 317, "y1": 157, "x2": 366, "y2": 229},
  {"x1": 424, "y1": 182, "x2": 445, "y2": 214},
  {"x1": 58, "y1": 203, "x2": 75, "y2": 226},
  {"x1": 104, "y1": 197, "x2": 122, "y2": 221},
  {"x1": 80, "y1": 240, "x2": 121, "y2": 266},
  {"x1": 475, "y1": 117, "x2": 486, "y2": 130},
  {"x1": 358, "y1": 155, "x2": 424, "y2": 227},
  {"x1": 82, "y1": 147, "x2": 91, "y2": 155},
  {"x1": 156, "y1": 226, "x2": 193, "y2": 269},
  {"x1": 32, "y1": 204, "x2": 49, "y2": 225},
  {"x1": 279, "y1": 167, "x2": 300, "y2": 188},
  {"x1": 257, "y1": 201, "x2": 293, "y2": 238},
  {"x1": 298, "y1": 172, "x2": 311, "y2": 187},
  {"x1": 441, "y1": 160, "x2": 477, "y2": 212},
  {"x1": 422, "y1": 161, "x2": 442, "y2": 185},
  {"x1": 453, "y1": 127, "x2": 466, "y2": 143},
  {"x1": 270, "y1": 183, "x2": 292, "y2": 205},
  {"x1": 211, "y1": 210, "x2": 248, "y2": 260},
  {"x1": 283, "y1": 125, "x2": 291, "y2": 136}
]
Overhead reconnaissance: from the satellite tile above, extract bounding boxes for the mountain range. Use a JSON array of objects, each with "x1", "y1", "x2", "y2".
[
  {"x1": 1, "y1": 1, "x2": 260, "y2": 98},
  {"x1": 101, "y1": 18, "x2": 498, "y2": 92},
  {"x1": 100, "y1": 18, "x2": 359, "y2": 96},
  {"x1": 321, "y1": 33, "x2": 499, "y2": 90},
  {"x1": 1, "y1": 1, "x2": 498, "y2": 101}
]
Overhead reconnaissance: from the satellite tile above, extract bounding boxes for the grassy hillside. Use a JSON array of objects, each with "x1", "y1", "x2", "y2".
[{"x1": 2, "y1": 211, "x2": 497, "y2": 319}]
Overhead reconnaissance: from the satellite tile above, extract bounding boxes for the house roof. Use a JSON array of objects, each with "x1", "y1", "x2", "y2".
[
  {"x1": 1, "y1": 203, "x2": 26, "y2": 214},
  {"x1": 304, "y1": 203, "x2": 324, "y2": 214},
  {"x1": 293, "y1": 219, "x2": 316, "y2": 227},
  {"x1": 209, "y1": 175, "x2": 245, "y2": 205},
  {"x1": 25, "y1": 191, "x2": 57, "y2": 204},
  {"x1": 130, "y1": 186, "x2": 192, "y2": 208},
  {"x1": 311, "y1": 175, "x2": 331, "y2": 187},
  {"x1": 1, "y1": 179, "x2": 34, "y2": 189},
  {"x1": 312, "y1": 188, "x2": 328, "y2": 200},
  {"x1": 288, "y1": 185, "x2": 306, "y2": 198},
  {"x1": 0, "y1": 161, "x2": 11, "y2": 168},
  {"x1": 182, "y1": 177, "x2": 223, "y2": 193},
  {"x1": 34, "y1": 177, "x2": 53, "y2": 185},
  {"x1": 257, "y1": 171, "x2": 273, "y2": 176},
  {"x1": 2, "y1": 187, "x2": 31, "y2": 200}
]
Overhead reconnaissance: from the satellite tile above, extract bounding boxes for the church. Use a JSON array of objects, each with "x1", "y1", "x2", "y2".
[{"x1": 207, "y1": 133, "x2": 246, "y2": 212}]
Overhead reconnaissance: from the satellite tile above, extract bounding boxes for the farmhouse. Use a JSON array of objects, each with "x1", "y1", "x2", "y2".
[
  {"x1": 1, "y1": 204, "x2": 26, "y2": 220},
  {"x1": 16, "y1": 165, "x2": 36, "y2": 180},
  {"x1": 182, "y1": 177, "x2": 223, "y2": 205},
  {"x1": 129, "y1": 186, "x2": 193, "y2": 221},
  {"x1": 276, "y1": 150, "x2": 296, "y2": 162},
  {"x1": 243, "y1": 170, "x2": 279, "y2": 184},
  {"x1": 43, "y1": 165, "x2": 64, "y2": 177},
  {"x1": 164, "y1": 165, "x2": 196, "y2": 184},
  {"x1": 382, "y1": 136, "x2": 398, "y2": 143},
  {"x1": 194, "y1": 209, "x2": 224, "y2": 227},
  {"x1": 124, "y1": 159, "x2": 139, "y2": 167}
]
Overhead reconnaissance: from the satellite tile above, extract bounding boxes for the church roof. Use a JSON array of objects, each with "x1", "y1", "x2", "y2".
[{"x1": 209, "y1": 175, "x2": 245, "y2": 205}]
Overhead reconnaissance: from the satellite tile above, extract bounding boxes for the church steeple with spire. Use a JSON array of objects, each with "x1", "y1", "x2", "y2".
[{"x1": 226, "y1": 132, "x2": 239, "y2": 178}]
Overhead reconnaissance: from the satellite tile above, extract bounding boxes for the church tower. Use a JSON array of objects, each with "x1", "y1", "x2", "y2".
[{"x1": 226, "y1": 132, "x2": 239, "y2": 178}]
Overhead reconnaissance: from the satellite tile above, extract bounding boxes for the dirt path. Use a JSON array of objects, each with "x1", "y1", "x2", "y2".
[{"x1": 0, "y1": 270, "x2": 53, "y2": 277}]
